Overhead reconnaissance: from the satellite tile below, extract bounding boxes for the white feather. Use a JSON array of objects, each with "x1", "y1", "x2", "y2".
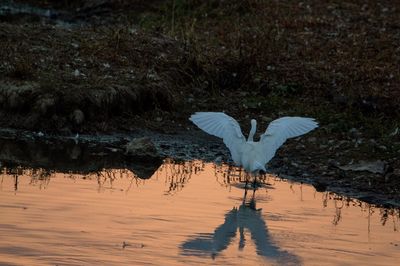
[
  {"x1": 189, "y1": 112, "x2": 246, "y2": 165},
  {"x1": 189, "y1": 112, "x2": 318, "y2": 174},
  {"x1": 260, "y1": 117, "x2": 318, "y2": 164}
]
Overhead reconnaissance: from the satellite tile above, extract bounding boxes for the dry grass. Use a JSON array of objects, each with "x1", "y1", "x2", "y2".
[
  {"x1": 138, "y1": 0, "x2": 400, "y2": 137},
  {"x1": 0, "y1": 22, "x2": 182, "y2": 132},
  {"x1": 0, "y1": 0, "x2": 399, "y2": 139}
]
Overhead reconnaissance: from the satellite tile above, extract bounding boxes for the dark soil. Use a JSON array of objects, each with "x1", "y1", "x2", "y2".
[{"x1": 0, "y1": 0, "x2": 399, "y2": 206}]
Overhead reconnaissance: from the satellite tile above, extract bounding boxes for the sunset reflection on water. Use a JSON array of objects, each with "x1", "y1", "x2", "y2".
[{"x1": 0, "y1": 160, "x2": 399, "y2": 265}]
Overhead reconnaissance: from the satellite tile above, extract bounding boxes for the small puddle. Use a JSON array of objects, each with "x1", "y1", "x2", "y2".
[{"x1": 0, "y1": 159, "x2": 399, "y2": 265}]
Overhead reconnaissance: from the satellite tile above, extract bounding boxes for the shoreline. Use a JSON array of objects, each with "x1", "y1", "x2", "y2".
[{"x1": 1, "y1": 127, "x2": 399, "y2": 208}]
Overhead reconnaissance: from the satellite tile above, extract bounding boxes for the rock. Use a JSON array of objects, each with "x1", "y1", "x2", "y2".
[
  {"x1": 0, "y1": 82, "x2": 36, "y2": 109},
  {"x1": 389, "y1": 127, "x2": 399, "y2": 137},
  {"x1": 71, "y1": 109, "x2": 85, "y2": 125},
  {"x1": 60, "y1": 127, "x2": 72, "y2": 135},
  {"x1": 295, "y1": 144, "x2": 305, "y2": 149},
  {"x1": 35, "y1": 97, "x2": 56, "y2": 115},
  {"x1": 338, "y1": 140, "x2": 350, "y2": 146},
  {"x1": 385, "y1": 173, "x2": 395, "y2": 183},
  {"x1": 354, "y1": 138, "x2": 363, "y2": 148},
  {"x1": 312, "y1": 180, "x2": 328, "y2": 192},
  {"x1": 8, "y1": 91, "x2": 21, "y2": 109},
  {"x1": 22, "y1": 114, "x2": 40, "y2": 128},
  {"x1": 333, "y1": 94, "x2": 348, "y2": 105},
  {"x1": 378, "y1": 145, "x2": 387, "y2": 151},
  {"x1": 69, "y1": 145, "x2": 82, "y2": 160},
  {"x1": 125, "y1": 137, "x2": 159, "y2": 158},
  {"x1": 307, "y1": 137, "x2": 317, "y2": 143},
  {"x1": 328, "y1": 159, "x2": 338, "y2": 167},
  {"x1": 349, "y1": 128, "x2": 362, "y2": 138},
  {"x1": 259, "y1": 82, "x2": 271, "y2": 96},
  {"x1": 338, "y1": 160, "x2": 387, "y2": 174},
  {"x1": 261, "y1": 116, "x2": 272, "y2": 123}
]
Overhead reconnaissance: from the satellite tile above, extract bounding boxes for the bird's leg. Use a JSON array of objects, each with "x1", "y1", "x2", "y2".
[
  {"x1": 244, "y1": 171, "x2": 250, "y2": 189},
  {"x1": 243, "y1": 186, "x2": 248, "y2": 204},
  {"x1": 243, "y1": 171, "x2": 249, "y2": 203},
  {"x1": 252, "y1": 174, "x2": 257, "y2": 189},
  {"x1": 249, "y1": 190, "x2": 257, "y2": 210}
]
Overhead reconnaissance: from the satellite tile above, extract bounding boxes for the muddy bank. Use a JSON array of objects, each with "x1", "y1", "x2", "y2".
[{"x1": 0, "y1": 20, "x2": 180, "y2": 133}]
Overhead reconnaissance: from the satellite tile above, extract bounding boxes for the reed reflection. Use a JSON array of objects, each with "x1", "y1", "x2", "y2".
[
  {"x1": 0, "y1": 159, "x2": 207, "y2": 195},
  {"x1": 0, "y1": 159, "x2": 399, "y2": 231},
  {"x1": 156, "y1": 159, "x2": 205, "y2": 195},
  {"x1": 0, "y1": 165, "x2": 147, "y2": 192},
  {"x1": 213, "y1": 163, "x2": 400, "y2": 232},
  {"x1": 320, "y1": 191, "x2": 400, "y2": 231},
  {"x1": 181, "y1": 187, "x2": 301, "y2": 265}
]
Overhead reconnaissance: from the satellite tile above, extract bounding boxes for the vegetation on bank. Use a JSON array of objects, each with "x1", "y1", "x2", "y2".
[{"x1": 1, "y1": 1, "x2": 399, "y2": 141}]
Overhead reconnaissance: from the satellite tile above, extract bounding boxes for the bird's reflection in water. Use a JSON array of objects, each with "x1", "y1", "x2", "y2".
[{"x1": 181, "y1": 187, "x2": 301, "y2": 265}]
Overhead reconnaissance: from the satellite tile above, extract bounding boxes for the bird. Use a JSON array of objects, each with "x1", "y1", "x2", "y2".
[{"x1": 189, "y1": 112, "x2": 318, "y2": 178}]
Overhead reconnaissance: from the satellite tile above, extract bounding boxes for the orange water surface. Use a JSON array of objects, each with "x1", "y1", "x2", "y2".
[{"x1": 0, "y1": 160, "x2": 399, "y2": 265}]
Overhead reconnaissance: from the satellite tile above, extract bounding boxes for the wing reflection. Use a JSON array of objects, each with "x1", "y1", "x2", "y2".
[{"x1": 181, "y1": 188, "x2": 302, "y2": 265}]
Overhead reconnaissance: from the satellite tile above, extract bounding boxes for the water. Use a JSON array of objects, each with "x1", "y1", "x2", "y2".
[{"x1": 0, "y1": 160, "x2": 399, "y2": 265}]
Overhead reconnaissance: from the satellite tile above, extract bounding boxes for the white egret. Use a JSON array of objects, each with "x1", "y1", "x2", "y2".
[{"x1": 189, "y1": 112, "x2": 318, "y2": 177}]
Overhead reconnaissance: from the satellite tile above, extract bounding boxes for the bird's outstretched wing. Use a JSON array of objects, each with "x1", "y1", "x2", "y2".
[
  {"x1": 189, "y1": 112, "x2": 246, "y2": 165},
  {"x1": 260, "y1": 117, "x2": 318, "y2": 164}
]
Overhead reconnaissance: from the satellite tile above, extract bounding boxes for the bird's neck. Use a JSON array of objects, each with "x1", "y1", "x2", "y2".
[{"x1": 248, "y1": 119, "x2": 257, "y2": 142}]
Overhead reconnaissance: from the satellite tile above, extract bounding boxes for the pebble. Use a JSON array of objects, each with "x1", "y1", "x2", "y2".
[
  {"x1": 308, "y1": 137, "x2": 317, "y2": 143},
  {"x1": 378, "y1": 145, "x2": 387, "y2": 151},
  {"x1": 349, "y1": 128, "x2": 362, "y2": 138},
  {"x1": 261, "y1": 116, "x2": 272, "y2": 122},
  {"x1": 125, "y1": 137, "x2": 159, "y2": 158},
  {"x1": 296, "y1": 144, "x2": 305, "y2": 149},
  {"x1": 71, "y1": 109, "x2": 85, "y2": 125}
]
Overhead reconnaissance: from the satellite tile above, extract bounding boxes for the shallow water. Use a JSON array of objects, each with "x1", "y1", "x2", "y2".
[{"x1": 0, "y1": 160, "x2": 399, "y2": 265}]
